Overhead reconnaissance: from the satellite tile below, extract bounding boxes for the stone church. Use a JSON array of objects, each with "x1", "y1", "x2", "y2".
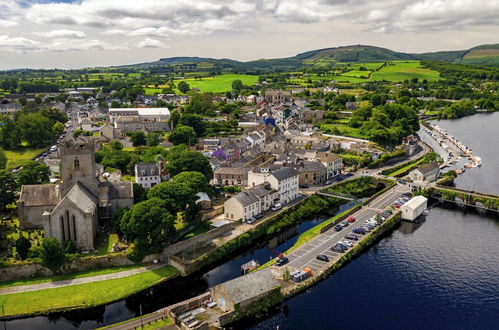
[{"x1": 18, "y1": 138, "x2": 134, "y2": 251}]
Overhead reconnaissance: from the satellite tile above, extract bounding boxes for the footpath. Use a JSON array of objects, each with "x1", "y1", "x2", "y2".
[{"x1": 0, "y1": 263, "x2": 164, "y2": 295}]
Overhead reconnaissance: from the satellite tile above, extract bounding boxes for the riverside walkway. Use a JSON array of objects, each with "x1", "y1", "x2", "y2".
[{"x1": 0, "y1": 263, "x2": 165, "y2": 295}]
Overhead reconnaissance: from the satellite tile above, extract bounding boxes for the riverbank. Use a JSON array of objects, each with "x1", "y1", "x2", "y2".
[{"x1": 0, "y1": 265, "x2": 179, "y2": 320}]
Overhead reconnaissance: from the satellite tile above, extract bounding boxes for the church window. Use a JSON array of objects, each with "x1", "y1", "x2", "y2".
[{"x1": 74, "y1": 157, "x2": 80, "y2": 170}]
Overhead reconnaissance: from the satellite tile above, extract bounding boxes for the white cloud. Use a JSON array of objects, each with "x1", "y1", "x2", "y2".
[
  {"x1": 0, "y1": 35, "x2": 42, "y2": 52},
  {"x1": 137, "y1": 38, "x2": 167, "y2": 48},
  {"x1": 35, "y1": 29, "x2": 87, "y2": 39}
]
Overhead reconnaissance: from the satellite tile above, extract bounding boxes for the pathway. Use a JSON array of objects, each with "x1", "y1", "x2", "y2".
[{"x1": 0, "y1": 263, "x2": 165, "y2": 295}]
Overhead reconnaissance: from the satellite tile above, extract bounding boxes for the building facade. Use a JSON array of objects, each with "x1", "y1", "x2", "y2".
[{"x1": 135, "y1": 163, "x2": 161, "y2": 188}]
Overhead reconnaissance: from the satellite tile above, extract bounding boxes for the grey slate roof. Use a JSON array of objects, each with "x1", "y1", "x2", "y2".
[
  {"x1": 417, "y1": 162, "x2": 439, "y2": 175},
  {"x1": 234, "y1": 190, "x2": 260, "y2": 207},
  {"x1": 63, "y1": 181, "x2": 98, "y2": 213},
  {"x1": 135, "y1": 163, "x2": 160, "y2": 177},
  {"x1": 19, "y1": 184, "x2": 59, "y2": 207},
  {"x1": 214, "y1": 269, "x2": 279, "y2": 305},
  {"x1": 271, "y1": 167, "x2": 299, "y2": 181}
]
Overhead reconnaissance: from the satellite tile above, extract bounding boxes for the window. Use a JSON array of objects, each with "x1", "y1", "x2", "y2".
[{"x1": 74, "y1": 157, "x2": 80, "y2": 170}]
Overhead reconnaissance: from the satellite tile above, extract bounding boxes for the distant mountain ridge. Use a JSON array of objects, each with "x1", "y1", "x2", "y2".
[{"x1": 121, "y1": 43, "x2": 499, "y2": 70}]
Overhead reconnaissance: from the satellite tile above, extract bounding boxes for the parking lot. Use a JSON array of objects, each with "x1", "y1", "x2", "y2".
[{"x1": 283, "y1": 184, "x2": 411, "y2": 275}]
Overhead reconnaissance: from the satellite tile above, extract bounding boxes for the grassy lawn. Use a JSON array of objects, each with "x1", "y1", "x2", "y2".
[
  {"x1": 175, "y1": 74, "x2": 259, "y2": 93},
  {"x1": 0, "y1": 264, "x2": 145, "y2": 289},
  {"x1": 0, "y1": 265, "x2": 179, "y2": 318},
  {"x1": 386, "y1": 157, "x2": 426, "y2": 177},
  {"x1": 95, "y1": 233, "x2": 120, "y2": 255},
  {"x1": 5, "y1": 148, "x2": 44, "y2": 169},
  {"x1": 371, "y1": 61, "x2": 440, "y2": 82},
  {"x1": 320, "y1": 123, "x2": 368, "y2": 139},
  {"x1": 143, "y1": 318, "x2": 174, "y2": 329},
  {"x1": 182, "y1": 221, "x2": 211, "y2": 239}
]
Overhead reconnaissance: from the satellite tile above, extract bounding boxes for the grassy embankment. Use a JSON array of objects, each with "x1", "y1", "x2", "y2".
[
  {"x1": 0, "y1": 264, "x2": 145, "y2": 289},
  {"x1": 5, "y1": 148, "x2": 44, "y2": 169},
  {"x1": 0, "y1": 265, "x2": 179, "y2": 318}
]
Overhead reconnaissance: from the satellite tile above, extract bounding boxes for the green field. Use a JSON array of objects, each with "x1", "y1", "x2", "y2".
[
  {"x1": 175, "y1": 74, "x2": 259, "y2": 93},
  {"x1": 0, "y1": 264, "x2": 144, "y2": 289},
  {"x1": 371, "y1": 61, "x2": 440, "y2": 82},
  {"x1": 0, "y1": 265, "x2": 179, "y2": 317},
  {"x1": 5, "y1": 148, "x2": 44, "y2": 169}
]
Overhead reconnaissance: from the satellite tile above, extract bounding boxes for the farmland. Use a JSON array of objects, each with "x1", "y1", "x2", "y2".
[
  {"x1": 370, "y1": 61, "x2": 440, "y2": 82},
  {"x1": 175, "y1": 74, "x2": 259, "y2": 93}
]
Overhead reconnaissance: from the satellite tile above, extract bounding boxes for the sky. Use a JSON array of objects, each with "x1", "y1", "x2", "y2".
[{"x1": 0, "y1": 0, "x2": 498, "y2": 70}]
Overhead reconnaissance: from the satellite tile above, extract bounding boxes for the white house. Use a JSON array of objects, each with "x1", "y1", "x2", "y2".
[
  {"x1": 317, "y1": 152, "x2": 343, "y2": 179},
  {"x1": 224, "y1": 183, "x2": 278, "y2": 221},
  {"x1": 247, "y1": 167, "x2": 299, "y2": 205},
  {"x1": 134, "y1": 163, "x2": 161, "y2": 188},
  {"x1": 409, "y1": 162, "x2": 440, "y2": 183}
]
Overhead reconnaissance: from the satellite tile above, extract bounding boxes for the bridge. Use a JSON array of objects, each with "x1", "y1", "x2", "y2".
[
  {"x1": 429, "y1": 185, "x2": 499, "y2": 213},
  {"x1": 317, "y1": 190, "x2": 361, "y2": 203}
]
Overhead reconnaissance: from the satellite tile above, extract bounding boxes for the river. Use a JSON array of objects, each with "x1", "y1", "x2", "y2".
[
  {"x1": 4, "y1": 114, "x2": 499, "y2": 329},
  {"x1": 3, "y1": 203, "x2": 356, "y2": 330}
]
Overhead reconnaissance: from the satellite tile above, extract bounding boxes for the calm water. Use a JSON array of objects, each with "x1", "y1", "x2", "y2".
[
  {"x1": 244, "y1": 206, "x2": 499, "y2": 330},
  {"x1": 4, "y1": 204, "x2": 352, "y2": 330},
  {"x1": 5, "y1": 114, "x2": 499, "y2": 329},
  {"x1": 431, "y1": 112, "x2": 499, "y2": 195}
]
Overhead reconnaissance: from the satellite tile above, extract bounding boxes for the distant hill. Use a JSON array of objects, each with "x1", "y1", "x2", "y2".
[{"x1": 120, "y1": 43, "x2": 499, "y2": 71}]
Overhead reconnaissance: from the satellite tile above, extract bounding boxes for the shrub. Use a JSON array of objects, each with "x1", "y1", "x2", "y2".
[{"x1": 40, "y1": 238, "x2": 66, "y2": 273}]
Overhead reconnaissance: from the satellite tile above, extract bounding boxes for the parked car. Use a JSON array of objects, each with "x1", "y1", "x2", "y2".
[
  {"x1": 246, "y1": 217, "x2": 256, "y2": 224},
  {"x1": 352, "y1": 228, "x2": 366, "y2": 235},
  {"x1": 340, "y1": 221, "x2": 349, "y2": 228},
  {"x1": 397, "y1": 179, "x2": 406, "y2": 185},
  {"x1": 337, "y1": 243, "x2": 349, "y2": 250},
  {"x1": 331, "y1": 244, "x2": 347, "y2": 253},
  {"x1": 345, "y1": 233, "x2": 359, "y2": 241},
  {"x1": 339, "y1": 240, "x2": 353, "y2": 247},
  {"x1": 254, "y1": 213, "x2": 263, "y2": 219},
  {"x1": 347, "y1": 216, "x2": 356, "y2": 223},
  {"x1": 271, "y1": 203, "x2": 282, "y2": 211},
  {"x1": 334, "y1": 225, "x2": 343, "y2": 232},
  {"x1": 402, "y1": 192, "x2": 413, "y2": 198},
  {"x1": 316, "y1": 254, "x2": 329, "y2": 262},
  {"x1": 276, "y1": 257, "x2": 288, "y2": 266}
]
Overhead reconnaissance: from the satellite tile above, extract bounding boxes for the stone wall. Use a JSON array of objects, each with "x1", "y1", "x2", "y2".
[
  {"x1": 200, "y1": 206, "x2": 224, "y2": 221},
  {"x1": 0, "y1": 252, "x2": 161, "y2": 282},
  {"x1": 161, "y1": 220, "x2": 237, "y2": 259}
]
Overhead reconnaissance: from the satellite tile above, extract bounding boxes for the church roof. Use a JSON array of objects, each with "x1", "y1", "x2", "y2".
[
  {"x1": 19, "y1": 184, "x2": 59, "y2": 207},
  {"x1": 61, "y1": 181, "x2": 98, "y2": 213},
  {"x1": 99, "y1": 181, "x2": 133, "y2": 200}
]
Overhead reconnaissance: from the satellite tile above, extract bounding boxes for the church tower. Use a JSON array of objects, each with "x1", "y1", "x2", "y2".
[{"x1": 59, "y1": 139, "x2": 99, "y2": 197}]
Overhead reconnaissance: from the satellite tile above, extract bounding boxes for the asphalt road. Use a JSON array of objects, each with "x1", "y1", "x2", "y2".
[{"x1": 284, "y1": 184, "x2": 411, "y2": 274}]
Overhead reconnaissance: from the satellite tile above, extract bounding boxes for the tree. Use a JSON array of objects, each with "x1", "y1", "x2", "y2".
[
  {"x1": 178, "y1": 81, "x2": 190, "y2": 94},
  {"x1": 172, "y1": 171, "x2": 208, "y2": 193},
  {"x1": 169, "y1": 110, "x2": 181, "y2": 130},
  {"x1": 52, "y1": 121, "x2": 65, "y2": 139},
  {"x1": 147, "y1": 181, "x2": 197, "y2": 213},
  {"x1": 40, "y1": 238, "x2": 66, "y2": 273},
  {"x1": 0, "y1": 148, "x2": 6, "y2": 169},
  {"x1": 17, "y1": 161, "x2": 50, "y2": 186},
  {"x1": 132, "y1": 183, "x2": 147, "y2": 203},
  {"x1": 15, "y1": 236, "x2": 31, "y2": 260},
  {"x1": 165, "y1": 150, "x2": 213, "y2": 180},
  {"x1": 0, "y1": 170, "x2": 17, "y2": 211},
  {"x1": 16, "y1": 113, "x2": 53, "y2": 148},
  {"x1": 146, "y1": 132, "x2": 160, "y2": 147},
  {"x1": 110, "y1": 139, "x2": 124, "y2": 150},
  {"x1": 120, "y1": 198, "x2": 176, "y2": 252},
  {"x1": 179, "y1": 113, "x2": 205, "y2": 136},
  {"x1": 232, "y1": 79, "x2": 243, "y2": 92},
  {"x1": 168, "y1": 125, "x2": 196, "y2": 145},
  {"x1": 95, "y1": 147, "x2": 131, "y2": 173},
  {"x1": 131, "y1": 131, "x2": 146, "y2": 147}
]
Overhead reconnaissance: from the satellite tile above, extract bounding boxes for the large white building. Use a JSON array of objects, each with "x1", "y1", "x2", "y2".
[
  {"x1": 134, "y1": 163, "x2": 161, "y2": 188},
  {"x1": 224, "y1": 183, "x2": 278, "y2": 221},
  {"x1": 108, "y1": 108, "x2": 171, "y2": 122},
  {"x1": 247, "y1": 167, "x2": 299, "y2": 205},
  {"x1": 400, "y1": 196, "x2": 428, "y2": 221}
]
